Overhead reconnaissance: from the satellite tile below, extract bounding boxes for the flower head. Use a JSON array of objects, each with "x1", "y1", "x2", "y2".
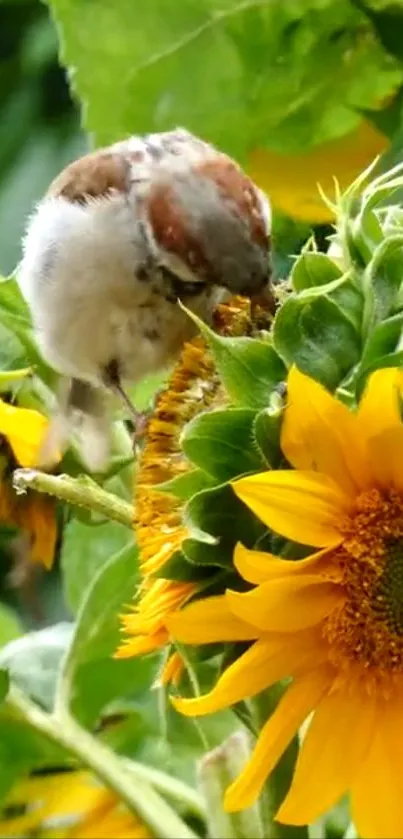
[
  {"x1": 0, "y1": 397, "x2": 57, "y2": 569},
  {"x1": 0, "y1": 770, "x2": 151, "y2": 838},
  {"x1": 116, "y1": 297, "x2": 265, "y2": 662},
  {"x1": 168, "y1": 365, "x2": 403, "y2": 838}
]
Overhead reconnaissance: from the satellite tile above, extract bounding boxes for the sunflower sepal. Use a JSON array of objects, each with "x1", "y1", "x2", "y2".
[
  {"x1": 181, "y1": 408, "x2": 266, "y2": 483},
  {"x1": 253, "y1": 406, "x2": 284, "y2": 469},
  {"x1": 157, "y1": 469, "x2": 217, "y2": 501},
  {"x1": 184, "y1": 482, "x2": 267, "y2": 562},
  {"x1": 291, "y1": 249, "x2": 343, "y2": 292},
  {"x1": 273, "y1": 294, "x2": 361, "y2": 390}
]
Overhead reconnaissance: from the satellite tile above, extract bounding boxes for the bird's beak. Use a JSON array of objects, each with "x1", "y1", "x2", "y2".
[{"x1": 250, "y1": 284, "x2": 276, "y2": 317}]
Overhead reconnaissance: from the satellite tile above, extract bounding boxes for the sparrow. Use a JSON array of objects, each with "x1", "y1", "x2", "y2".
[{"x1": 17, "y1": 128, "x2": 272, "y2": 471}]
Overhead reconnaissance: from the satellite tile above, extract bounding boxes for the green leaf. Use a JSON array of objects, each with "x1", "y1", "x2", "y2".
[
  {"x1": 48, "y1": 0, "x2": 402, "y2": 157},
  {"x1": 61, "y1": 516, "x2": 132, "y2": 614},
  {"x1": 0, "y1": 623, "x2": 73, "y2": 711},
  {"x1": 273, "y1": 294, "x2": 362, "y2": 390},
  {"x1": 184, "y1": 482, "x2": 266, "y2": 567},
  {"x1": 291, "y1": 251, "x2": 342, "y2": 291},
  {"x1": 0, "y1": 669, "x2": 9, "y2": 703},
  {"x1": 253, "y1": 406, "x2": 283, "y2": 468},
  {"x1": 185, "y1": 308, "x2": 285, "y2": 409},
  {"x1": 181, "y1": 409, "x2": 265, "y2": 482},
  {"x1": 58, "y1": 542, "x2": 155, "y2": 725},
  {"x1": 360, "y1": 312, "x2": 403, "y2": 369},
  {"x1": 158, "y1": 468, "x2": 217, "y2": 500},
  {"x1": 351, "y1": 0, "x2": 403, "y2": 62},
  {"x1": 366, "y1": 239, "x2": 403, "y2": 325},
  {"x1": 356, "y1": 350, "x2": 403, "y2": 397},
  {"x1": 0, "y1": 604, "x2": 23, "y2": 649}
]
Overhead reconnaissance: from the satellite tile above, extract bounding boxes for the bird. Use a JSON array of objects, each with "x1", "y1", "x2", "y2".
[{"x1": 17, "y1": 127, "x2": 272, "y2": 471}]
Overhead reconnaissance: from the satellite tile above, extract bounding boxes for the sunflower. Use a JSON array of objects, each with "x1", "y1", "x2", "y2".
[
  {"x1": 0, "y1": 397, "x2": 57, "y2": 569},
  {"x1": 168, "y1": 365, "x2": 403, "y2": 838},
  {"x1": 115, "y1": 297, "x2": 270, "y2": 663},
  {"x1": 0, "y1": 770, "x2": 151, "y2": 838}
]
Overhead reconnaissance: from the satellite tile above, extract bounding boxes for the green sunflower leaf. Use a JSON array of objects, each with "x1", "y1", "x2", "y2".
[
  {"x1": 181, "y1": 408, "x2": 265, "y2": 481},
  {"x1": 273, "y1": 294, "x2": 362, "y2": 390},
  {"x1": 184, "y1": 482, "x2": 266, "y2": 567},
  {"x1": 158, "y1": 468, "x2": 217, "y2": 500},
  {"x1": 57, "y1": 542, "x2": 156, "y2": 726},
  {"x1": 291, "y1": 251, "x2": 343, "y2": 291}
]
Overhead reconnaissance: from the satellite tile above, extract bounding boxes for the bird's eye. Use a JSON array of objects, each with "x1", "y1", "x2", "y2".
[{"x1": 159, "y1": 266, "x2": 206, "y2": 298}]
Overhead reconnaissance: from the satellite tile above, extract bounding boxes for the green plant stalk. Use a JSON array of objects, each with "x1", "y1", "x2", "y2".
[
  {"x1": 122, "y1": 759, "x2": 205, "y2": 819},
  {"x1": 7, "y1": 685, "x2": 198, "y2": 839},
  {"x1": 198, "y1": 731, "x2": 264, "y2": 839},
  {"x1": 12, "y1": 468, "x2": 133, "y2": 527},
  {"x1": 252, "y1": 686, "x2": 308, "y2": 839}
]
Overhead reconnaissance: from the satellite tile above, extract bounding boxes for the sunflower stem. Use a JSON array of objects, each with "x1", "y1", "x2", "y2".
[
  {"x1": 12, "y1": 468, "x2": 133, "y2": 528},
  {"x1": 198, "y1": 731, "x2": 264, "y2": 839},
  {"x1": 7, "y1": 685, "x2": 198, "y2": 839},
  {"x1": 252, "y1": 686, "x2": 309, "y2": 839}
]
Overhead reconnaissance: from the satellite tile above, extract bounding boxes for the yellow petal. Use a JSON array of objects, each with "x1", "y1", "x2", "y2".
[
  {"x1": 0, "y1": 400, "x2": 50, "y2": 467},
  {"x1": 166, "y1": 595, "x2": 258, "y2": 644},
  {"x1": 356, "y1": 367, "x2": 403, "y2": 444},
  {"x1": 277, "y1": 682, "x2": 376, "y2": 825},
  {"x1": 21, "y1": 495, "x2": 57, "y2": 570},
  {"x1": 227, "y1": 576, "x2": 343, "y2": 632},
  {"x1": 158, "y1": 651, "x2": 184, "y2": 687},
  {"x1": 114, "y1": 630, "x2": 167, "y2": 658},
  {"x1": 232, "y1": 471, "x2": 348, "y2": 547},
  {"x1": 233, "y1": 543, "x2": 342, "y2": 585},
  {"x1": 224, "y1": 665, "x2": 333, "y2": 811},
  {"x1": 172, "y1": 629, "x2": 323, "y2": 718},
  {"x1": 366, "y1": 427, "x2": 403, "y2": 493},
  {"x1": 283, "y1": 367, "x2": 371, "y2": 496},
  {"x1": 351, "y1": 691, "x2": 403, "y2": 839}
]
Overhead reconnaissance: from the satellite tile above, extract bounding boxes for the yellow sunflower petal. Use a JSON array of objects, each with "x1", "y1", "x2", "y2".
[
  {"x1": 227, "y1": 577, "x2": 343, "y2": 632},
  {"x1": 166, "y1": 595, "x2": 258, "y2": 644},
  {"x1": 366, "y1": 427, "x2": 403, "y2": 492},
  {"x1": 114, "y1": 630, "x2": 167, "y2": 658},
  {"x1": 0, "y1": 400, "x2": 50, "y2": 467},
  {"x1": 21, "y1": 494, "x2": 57, "y2": 569},
  {"x1": 232, "y1": 471, "x2": 348, "y2": 547},
  {"x1": 224, "y1": 665, "x2": 333, "y2": 812},
  {"x1": 356, "y1": 367, "x2": 403, "y2": 444},
  {"x1": 283, "y1": 367, "x2": 371, "y2": 496},
  {"x1": 172, "y1": 628, "x2": 325, "y2": 718},
  {"x1": 233, "y1": 543, "x2": 342, "y2": 585},
  {"x1": 351, "y1": 692, "x2": 403, "y2": 839},
  {"x1": 277, "y1": 682, "x2": 376, "y2": 825}
]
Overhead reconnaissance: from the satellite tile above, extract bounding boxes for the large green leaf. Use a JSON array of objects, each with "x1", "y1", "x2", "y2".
[
  {"x1": 61, "y1": 515, "x2": 132, "y2": 613},
  {"x1": 47, "y1": 0, "x2": 401, "y2": 157},
  {"x1": 0, "y1": 623, "x2": 73, "y2": 711},
  {"x1": 58, "y1": 542, "x2": 155, "y2": 725}
]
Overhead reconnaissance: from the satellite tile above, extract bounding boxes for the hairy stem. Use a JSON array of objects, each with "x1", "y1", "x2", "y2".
[{"x1": 13, "y1": 468, "x2": 133, "y2": 528}]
